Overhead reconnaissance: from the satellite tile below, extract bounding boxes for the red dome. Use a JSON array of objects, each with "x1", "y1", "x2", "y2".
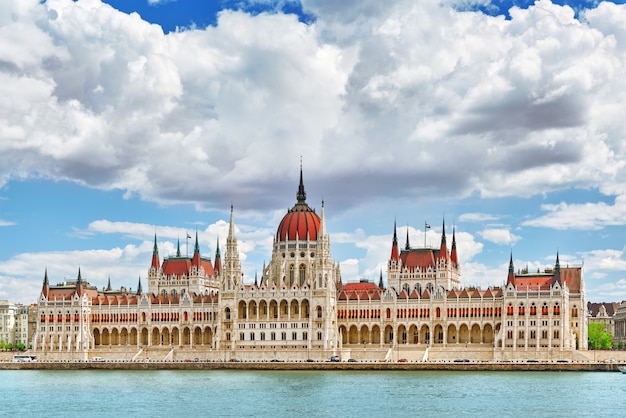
[
  {"x1": 275, "y1": 167, "x2": 321, "y2": 242},
  {"x1": 276, "y1": 204, "x2": 320, "y2": 242}
]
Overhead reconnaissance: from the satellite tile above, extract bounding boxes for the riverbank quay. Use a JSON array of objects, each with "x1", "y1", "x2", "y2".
[{"x1": 1, "y1": 360, "x2": 623, "y2": 372}]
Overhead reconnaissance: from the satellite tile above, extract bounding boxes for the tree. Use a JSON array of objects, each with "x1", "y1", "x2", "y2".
[
  {"x1": 588, "y1": 323, "x2": 613, "y2": 349},
  {"x1": 16, "y1": 343, "x2": 25, "y2": 351}
]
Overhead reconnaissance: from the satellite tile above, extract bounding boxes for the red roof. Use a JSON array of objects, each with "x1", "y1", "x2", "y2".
[
  {"x1": 342, "y1": 282, "x2": 379, "y2": 292},
  {"x1": 162, "y1": 257, "x2": 215, "y2": 277},
  {"x1": 276, "y1": 203, "x2": 320, "y2": 242},
  {"x1": 400, "y1": 249, "x2": 438, "y2": 270}
]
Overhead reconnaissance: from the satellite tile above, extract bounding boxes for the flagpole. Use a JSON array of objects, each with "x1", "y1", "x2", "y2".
[
  {"x1": 186, "y1": 232, "x2": 189, "y2": 257},
  {"x1": 424, "y1": 221, "x2": 427, "y2": 248}
]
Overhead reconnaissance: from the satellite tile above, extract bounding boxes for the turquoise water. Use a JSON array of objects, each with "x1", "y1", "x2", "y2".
[{"x1": 2, "y1": 370, "x2": 623, "y2": 417}]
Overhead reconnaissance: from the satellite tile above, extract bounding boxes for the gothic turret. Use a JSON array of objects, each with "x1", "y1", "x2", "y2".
[
  {"x1": 214, "y1": 237, "x2": 222, "y2": 275},
  {"x1": 76, "y1": 267, "x2": 83, "y2": 297},
  {"x1": 450, "y1": 226, "x2": 458, "y2": 266},
  {"x1": 439, "y1": 219, "x2": 448, "y2": 259},
  {"x1": 42, "y1": 268, "x2": 50, "y2": 299},
  {"x1": 390, "y1": 221, "x2": 399, "y2": 262},
  {"x1": 192, "y1": 230, "x2": 201, "y2": 269},
  {"x1": 151, "y1": 234, "x2": 160, "y2": 270},
  {"x1": 507, "y1": 252, "x2": 515, "y2": 286},
  {"x1": 553, "y1": 252, "x2": 562, "y2": 286}
]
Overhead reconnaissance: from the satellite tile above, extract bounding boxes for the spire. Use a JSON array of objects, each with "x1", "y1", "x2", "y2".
[
  {"x1": 390, "y1": 220, "x2": 399, "y2": 262},
  {"x1": 194, "y1": 230, "x2": 200, "y2": 254},
  {"x1": 106, "y1": 277, "x2": 112, "y2": 291},
  {"x1": 192, "y1": 230, "x2": 201, "y2": 269},
  {"x1": 176, "y1": 238, "x2": 181, "y2": 257},
  {"x1": 229, "y1": 204, "x2": 236, "y2": 239},
  {"x1": 379, "y1": 269, "x2": 384, "y2": 289},
  {"x1": 42, "y1": 268, "x2": 50, "y2": 299},
  {"x1": 439, "y1": 218, "x2": 448, "y2": 258},
  {"x1": 136, "y1": 276, "x2": 143, "y2": 295},
  {"x1": 507, "y1": 252, "x2": 515, "y2": 286},
  {"x1": 151, "y1": 234, "x2": 161, "y2": 270},
  {"x1": 214, "y1": 237, "x2": 222, "y2": 274},
  {"x1": 225, "y1": 204, "x2": 242, "y2": 287},
  {"x1": 254, "y1": 271, "x2": 258, "y2": 287},
  {"x1": 553, "y1": 251, "x2": 562, "y2": 286},
  {"x1": 296, "y1": 160, "x2": 307, "y2": 204},
  {"x1": 450, "y1": 226, "x2": 458, "y2": 265},
  {"x1": 405, "y1": 225, "x2": 410, "y2": 250},
  {"x1": 76, "y1": 267, "x2": 83, "y2": 297},
  {"x1": 319, "y1": 199, "x2": 327, "y2": 237}
]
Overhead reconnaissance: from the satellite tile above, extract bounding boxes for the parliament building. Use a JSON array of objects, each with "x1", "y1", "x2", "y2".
[{"x1": 31, "y1": 170, "x2": 588, "y2": 362}]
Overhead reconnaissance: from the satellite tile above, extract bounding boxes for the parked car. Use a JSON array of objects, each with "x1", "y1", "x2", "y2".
[
  {"x1": 347, "y1": 358, "x2": 357, "y2": 362},
  {"x1": 329, "y1": 355, "x2": 340, "y2": 362}
]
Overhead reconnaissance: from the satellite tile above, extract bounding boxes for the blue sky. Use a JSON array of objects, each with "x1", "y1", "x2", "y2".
[{"x1": 2, "y1": 0, "x2": 626, "y2": 304}]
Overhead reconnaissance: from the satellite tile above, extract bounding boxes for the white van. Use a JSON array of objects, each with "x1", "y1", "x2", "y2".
[{"x1": 92, "y1": 357, "x2": 104, "y2": 362}]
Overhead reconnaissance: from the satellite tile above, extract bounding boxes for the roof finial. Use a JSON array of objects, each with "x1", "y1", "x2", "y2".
[{"x1": 296, "y1": 159, "x2": 306, "y2": 204}]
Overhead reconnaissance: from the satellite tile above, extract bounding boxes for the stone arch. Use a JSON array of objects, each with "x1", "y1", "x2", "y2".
[
  {"x1": 300, "y1": 299, "x2": 310, "y2": 319},
  {"x1": 141, "y1": 328, "x2": 149, "y2": 345},
  {"x1": 419, "y1": 324, "x2": 430, "y2": 345},
  {"x1": 238, "y1": 301, "x2": 247, "y2": 320},
  {"x1": 93, "y1": 328, "x2": 101, "y2": 346},
  {"x1": 101, "y1": 328, "x2": 110, "y2": 345},
  {"x1": 182, "y1": 327, "x2": 191, "y2": 345},
  {"x1": 248, "y1": 300, "x2": 257, "y2": 320},
  {"x1": 290, "y1": 299, "x2": 299, "y2": 318},
  {"x1": 111, "y1": 328, "x2": 120, "y2": 346},
  {"x1": 447, "y1": 324, "x2": 457, "y2": 344},
  {"x1": 259, "y1": 300, "x2": 268, "y2": 319},
  {"x1": 371, "y1": 325, "x2": 381, "y2": 344},
  {"x1": 339, "y1": 325, "x2": 348, "y2": 344},
  {"x1": 120, "y1": 328, "x2": 129, "y2": 345},
  {"x1": 384, "y1": 325, "x2": 394, "y2": 344},
  {"x1": 151, "y1": 327, "x2": 160, "y2": 345},
  {"x1": 458, "y1": 324, "x2": 469, "y2": 344},
  {"x1": 470, "y1": 324, "x2": 481, "y2": 343},
  {"x1": 130, "y1": 328, "x2": 138, "y2": 345},
  {"x1": 397, "y1": 324, "x2": 408, "y2": 344},
  {"x1": 359, "y1": 325, "x2": 370, "y2": 344},
  {"x1": 483, "y1": 323, "x2": 494, "y2": 344},
  {"x1": 433, "y1": 324, "x2": 444, "y2": 344},
  {"x1": 409, "y1": 324, "x2": 419, "y2": 344},
  {"x1": 279, "y1": 300, "x2": 289, "y2": 318},
  {"x1": 171, "y1": 327, "x2": 180, "y2": 346},
  {"x1": 269, "y1": 300, "x2": 279, "y2": 319},
  {"x1": 348, "y1": 325, "x2": 359, "y2": 344}
]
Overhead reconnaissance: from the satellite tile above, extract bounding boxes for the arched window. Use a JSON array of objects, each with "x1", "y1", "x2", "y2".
[
  {"x1": 225, "y1": 307, "x2": 231, "y2": 320},
  {"x1": 299, "y1": 264, "x2": 306, "y2": 286},
  {"x1": 289, "y1": 265, "x2": 295, "y2": 286}
]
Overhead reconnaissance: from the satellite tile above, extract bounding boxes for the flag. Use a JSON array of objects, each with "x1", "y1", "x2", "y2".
[
  {"x1": 425, "y1": 223, "x2": 431, "y2": 229},
  {"x1": 186, "y1": 233, "x2": 191, "y2": 239}
]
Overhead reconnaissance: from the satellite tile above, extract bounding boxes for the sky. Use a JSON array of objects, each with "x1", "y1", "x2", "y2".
[{"x1": 2, "y1": 0, "x2": 626, "y2": 305}]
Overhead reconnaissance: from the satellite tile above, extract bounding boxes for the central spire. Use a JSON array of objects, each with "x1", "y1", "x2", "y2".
[{"x1": 296, "y1": 159, "x2": 306, "y2": 204}]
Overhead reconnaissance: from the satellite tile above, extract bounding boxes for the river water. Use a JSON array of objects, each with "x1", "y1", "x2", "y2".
[{"x1": 2, "y1": 369, "x2": 622, "y2": 417}]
